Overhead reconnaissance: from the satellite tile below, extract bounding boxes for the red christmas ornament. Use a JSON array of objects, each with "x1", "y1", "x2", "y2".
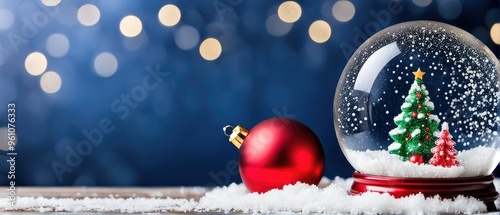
[
  {"x1": 424, "y1": 135, "x2": 430, "y2": 140},
  {"x1": 412, "y1": 112, "x2": 418, "y2": 118},
  {"x1": 409, "y1": 154, "x2": 424, "y2": 164},
  {"x1": 416, "y1": 92, "x2": 421, "y2": 98},
  {"x1": 224, "y1": 118, "x2": 325, "y2": 193},
  {"x1": 417, "y1": 104, "x2": 422, "y2": 109},
  {"x1": 408, "y1": 133, "x2": 412, "y2": 138},
  {"x1": 426, "y1": 113, "x2": 431, "y2": 117},
  {"x1": 425, "y1": 127, "x2": 430, "y2": 132}
]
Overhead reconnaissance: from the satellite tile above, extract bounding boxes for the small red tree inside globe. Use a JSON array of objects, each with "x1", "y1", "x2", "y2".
[{"x1": 429, "y1": 122, "x2": 460, "y2": 167}]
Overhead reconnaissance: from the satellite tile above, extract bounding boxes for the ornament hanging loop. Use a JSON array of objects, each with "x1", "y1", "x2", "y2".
[{"x1": 223, "y1": 125, "x2": 234, "y2": 137}]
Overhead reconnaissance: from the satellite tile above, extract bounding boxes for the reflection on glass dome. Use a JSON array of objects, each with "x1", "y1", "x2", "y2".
[{"x1": 334, "y1": 21, "x2": 500, "y2": 178}]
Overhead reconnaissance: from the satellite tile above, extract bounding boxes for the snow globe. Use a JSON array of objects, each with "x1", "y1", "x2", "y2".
[{"x1": 334, "y1": 21, "x2": 500, "y2": 211}]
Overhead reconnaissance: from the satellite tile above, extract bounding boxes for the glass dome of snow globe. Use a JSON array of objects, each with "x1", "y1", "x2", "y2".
[{"x1": 334, "y1": 21, "x2": 500, "y2": 179}]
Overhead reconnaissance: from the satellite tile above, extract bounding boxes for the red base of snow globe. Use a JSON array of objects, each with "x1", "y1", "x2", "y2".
[{"x1": 350, "y1": 172, "x2": 498, "y2": 212}]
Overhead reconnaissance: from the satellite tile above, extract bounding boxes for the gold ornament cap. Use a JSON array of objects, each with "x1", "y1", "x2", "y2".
[{"x1": 223, "y1": 125, "x2": 249, "y2": 149}]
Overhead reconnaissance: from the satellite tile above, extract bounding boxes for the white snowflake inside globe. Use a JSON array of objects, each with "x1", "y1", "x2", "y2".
[{"x1": 334, "y1": 21, "x2": 500, "y2": 178}]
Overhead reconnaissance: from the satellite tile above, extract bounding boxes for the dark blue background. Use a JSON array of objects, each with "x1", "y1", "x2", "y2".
[{"x1": 0, "y1": 0, "x2": 499, "y2": 186}]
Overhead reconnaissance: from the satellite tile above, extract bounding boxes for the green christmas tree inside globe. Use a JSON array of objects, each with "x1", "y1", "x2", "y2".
[{"x1": 388, "y1": 68, "x2": 439, "y2": 162}]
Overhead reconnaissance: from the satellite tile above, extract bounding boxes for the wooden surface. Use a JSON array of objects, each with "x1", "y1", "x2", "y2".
[{"x1": 0, "y1": 186, "x2": 209, "y2": 200}]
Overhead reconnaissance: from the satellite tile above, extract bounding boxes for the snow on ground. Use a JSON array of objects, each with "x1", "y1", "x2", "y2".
[
  {"x1": 1, "y1": 146, "x2": 498, "y2": 214},
  {"x1": 0, "y1": 197, "x2": 197, "y2": 213},
  {"x1": 0, "y1": 176, "x2": 493, "y2": 214},
  {"x1": 197, "y1": 180, "x2": 485, "y2": 214},
  {"x1": 346, "y1": 146, "x2": 500, "y2": 178}
]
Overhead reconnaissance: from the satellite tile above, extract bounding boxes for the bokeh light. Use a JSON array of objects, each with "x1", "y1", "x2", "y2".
[
  {"x1": 158, "y1": 4, "x2": 181, "y2": 27},
  {"x1": 25, "y1": 52, "x2": 47, "y2": 76},
  {"x1": 437, "y1": 0, "x2": 462, "y2": 20},
  {"x1": 309, "y1": 20, "x2": 331, "y2": 43},
  {"x1": 491, "y1": 23, "x2": 500, "y2": 45},
  {"x1": 277, "y1": 1, "x2": 302, "y2": 23},
  {"x1": 174, "y1": 26, "x2": 200, "y2": 50},
  {"x1": 40, "y1": 71, "x2": 62, "y2": 94},
  {"x1": 94, "y1": 52, "x2": 118, "y2": 77},
  {"x1": 199, "y1": 38, "x2": 222, "y2": 61},
  {"x1": 332, "y1": 1, "x2": 356, "y2": 22},
  {"x1": 77, "y1": 4, "x2": 101, "y2": 27},
  {"x1": 412, "y1": 0, "x2": 433, "y2": 7},
  {"x1": 266, "y1": 14, "x2": 293, "y2": 37},
  {"x1": 46, "y1": 33, "x2": 70, "y2": 57},
  {"x1": 120, "y1": 15, "x2": 143, "y2": 37},
  {"x1": 0, "y1": 9, "x2": 14, "y2": 30},
  {"x1": 41, "y1": 0, "x2": 61, "y2": 7}
]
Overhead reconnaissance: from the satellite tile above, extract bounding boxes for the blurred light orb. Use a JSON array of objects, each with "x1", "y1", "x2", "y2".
[
  {"x1": 199, "y1": 38, "x2": 222, "y2": 61},
  {"x1": 120, "y1": 15, "x2": 142, "y2": 37},
  {"x1": 25, "y1": 52, "x2": 47, "y2": 76},
  {"x1": 266, "y1": 14, "x2": 293, "y2": 37},
  {"x1": 77, "y1": 4, "x2": 100, "y2": 26},
  {"x1": 412, "y1": 0, "x2": 433, "y2": 7},
  {"x1": 332, "y1": 1, "x2": 355, "y2": 22},
  {"x1": 0, "y1": 9, "x2": 14, "y2": 30},
  {"x1": 309, "y1": 20, "x2": 331, "y2": 43},
  {"x1": 46, "y1": 33, "x2": 70, "y2": 57},
  {"x1": 491, "y1": 23, "x2": 500, "y2": 45},
  {"x1": 0, "y1": 127, "x2": 11, "y2": 151},
  {"x1": 41, "y1": 0, "x2": 60, "y2": 7},
  {"x1": 277, "y1": 1, "x2": 302, "y2": 23},
  {"x1": 94, "y1": 52, "x2": 118, "y2": 77},
  {"x1": 40, "y1": 71, "x2": 62, "y2": 94},
  {"x1": 437, "y1": 0, "x2": 462, "y2": 20},
  {"x1": 174, "y1": 26, "x2": 199, "y2": 50},
  {"x1": 158, "y1": 4, "x2": 181, "y2": 27}
]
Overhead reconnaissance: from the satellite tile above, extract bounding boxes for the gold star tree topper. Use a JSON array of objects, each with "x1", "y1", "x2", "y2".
[{"x1": 413, "y1": 68, "x2": 426, "y2": 80}]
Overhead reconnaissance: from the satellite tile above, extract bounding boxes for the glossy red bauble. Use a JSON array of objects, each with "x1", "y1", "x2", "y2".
[
  {"x1": 238, "y1": 118, "x2": 325, "y2": 193},
  {"x1": 409, "y1": 154, "x2": 423, "y2": 164}
]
